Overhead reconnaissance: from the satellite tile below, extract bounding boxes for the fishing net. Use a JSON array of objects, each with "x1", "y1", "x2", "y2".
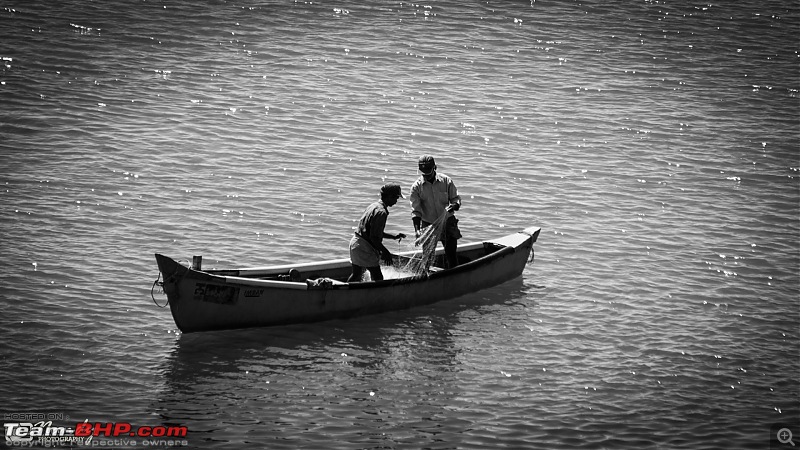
[{"x1": 400, "y1": 211, "x2": 449, "y2": 276}]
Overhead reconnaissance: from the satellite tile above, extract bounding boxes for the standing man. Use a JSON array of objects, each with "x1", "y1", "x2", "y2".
[
  {"x1": 410, "y1": 155, "x2": 462, "y2": 268},
  {"x1": 348, "y1": 183, "x2": 407, "y2": 282}
]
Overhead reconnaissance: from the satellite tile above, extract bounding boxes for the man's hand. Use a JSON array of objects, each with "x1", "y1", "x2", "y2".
[
  {"x1": 395, "y1": 233, "x2": 407, "y2": 242},
  {"x1": 381, "y1": 251, "x2": 393, "y2": 265}
]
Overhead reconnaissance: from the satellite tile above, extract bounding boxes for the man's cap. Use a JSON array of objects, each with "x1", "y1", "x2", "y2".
[
  {"x1": 418, "y1": 155, "x2": 436, "y2": 175},
  {"x1": 381, "y1": 182, "x2": 405, "y2": 198}
]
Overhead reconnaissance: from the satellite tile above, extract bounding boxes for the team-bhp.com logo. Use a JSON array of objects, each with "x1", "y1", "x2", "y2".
[{"x1": 4, "y1": 420, "x2": 188, "y2": 447}]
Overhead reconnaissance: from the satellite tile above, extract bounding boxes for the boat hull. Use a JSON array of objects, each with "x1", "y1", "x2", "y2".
[{"x1": 155, "y1": 227, "x2": 540, "y2": 333}]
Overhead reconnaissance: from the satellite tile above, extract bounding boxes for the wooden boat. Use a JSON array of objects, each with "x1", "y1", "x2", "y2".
[{"x1": 154, "y1": 226, "x2": 541, "y2": 333}]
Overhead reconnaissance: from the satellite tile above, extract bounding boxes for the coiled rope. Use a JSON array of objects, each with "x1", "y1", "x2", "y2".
[
  {"x1": 151, "y1": 272, "x2": 168, "y2": 308},
  {"x1": 150, "y1": 259, "x2": 187, "y2": 308}
]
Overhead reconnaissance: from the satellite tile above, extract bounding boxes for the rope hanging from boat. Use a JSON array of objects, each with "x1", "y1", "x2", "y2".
[
  {"x1": 151, "y1": 259, "x2": 190, "y2": 307},
  {"x1": 151, "y1": 272, "x2": 169, "y2": 308}
]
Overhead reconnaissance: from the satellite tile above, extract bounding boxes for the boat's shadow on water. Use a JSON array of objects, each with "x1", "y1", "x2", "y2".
[{"x1": 151, "y1": 277, "x2": 537, "y2": 440}]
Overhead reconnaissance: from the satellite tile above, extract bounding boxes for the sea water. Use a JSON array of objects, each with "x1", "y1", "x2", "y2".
[{"x1": 1, "y1": 1, "x2": 798, "y2": 448}]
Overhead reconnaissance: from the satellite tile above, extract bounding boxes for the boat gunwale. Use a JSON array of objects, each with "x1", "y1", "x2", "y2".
[
  {"x1": 185, "y1": 241, "x2": 518, "y2": 291},
  {"x1": 155, "y1": 227, "x2": 540, "y2": 290}
]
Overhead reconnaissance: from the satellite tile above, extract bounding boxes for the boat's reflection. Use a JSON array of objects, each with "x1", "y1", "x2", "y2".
[
  {"x1": 152, "y1": 277, "x2": 533, "y2": 446},
  {"x1": 162, "y1": 278, "x2": 530, "y2": 377}
]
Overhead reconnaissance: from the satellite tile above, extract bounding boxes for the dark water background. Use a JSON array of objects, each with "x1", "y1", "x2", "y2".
[{"x1": 1, "y1": 1, "x2": 798, "y2": 448}]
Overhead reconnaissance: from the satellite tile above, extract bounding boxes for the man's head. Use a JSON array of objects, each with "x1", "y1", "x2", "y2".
[
  {"x1": 380, "y1": 182, "x2": 405, "y2": 206},
  {"x1": 418, "y1": 155, "x2": 436, "y2": 181}
]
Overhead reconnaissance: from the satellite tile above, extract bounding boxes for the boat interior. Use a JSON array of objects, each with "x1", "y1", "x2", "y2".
[{"x1": 209, "y1": 241, "x2": 509, "y2": 284}]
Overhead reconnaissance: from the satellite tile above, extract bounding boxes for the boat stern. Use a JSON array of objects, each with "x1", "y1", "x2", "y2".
[{"x1": 488, "y1": 226, "x2": 541, "y2": 248}]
